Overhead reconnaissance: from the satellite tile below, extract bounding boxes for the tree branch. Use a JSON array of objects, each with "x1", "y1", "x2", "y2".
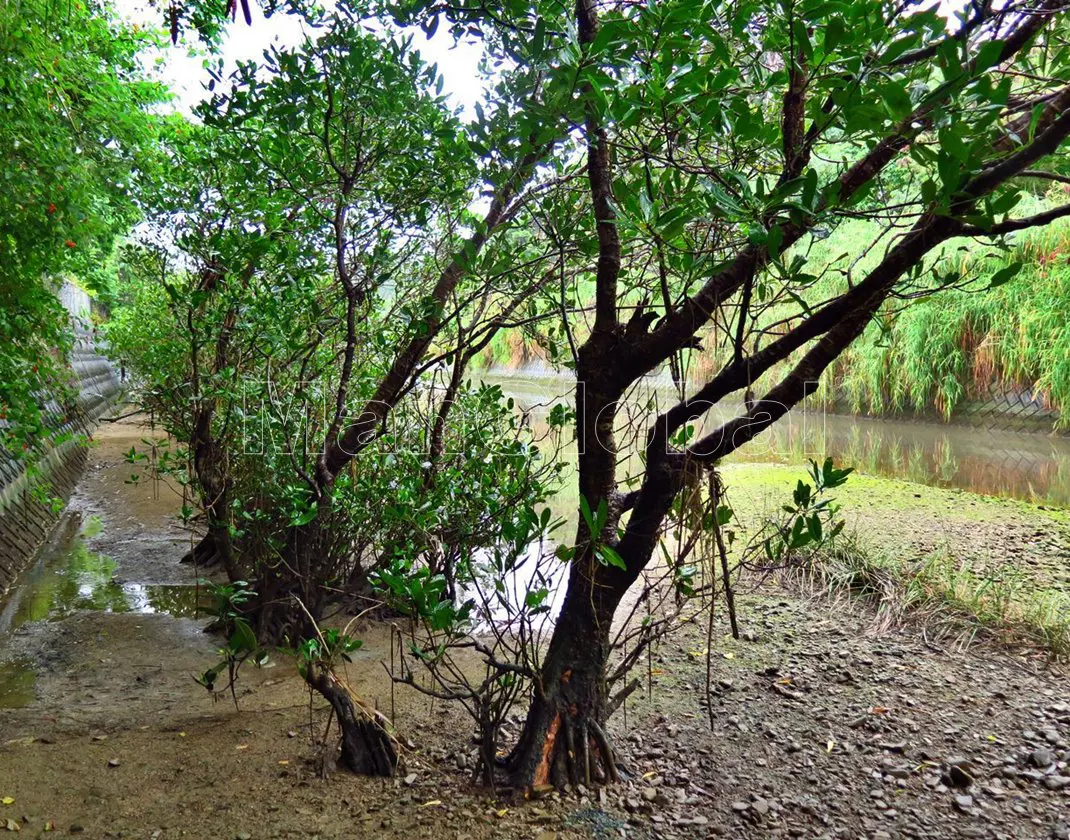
[
  {"x1": 1019, "y1": 169, "x2": 1070, "y2": 185},
  {"x1": 577, "y1": 0, "x2": 621, "y2": 334},
  {"x1": 955, "y1": 201, "x2": 1070, "y2": 235}
]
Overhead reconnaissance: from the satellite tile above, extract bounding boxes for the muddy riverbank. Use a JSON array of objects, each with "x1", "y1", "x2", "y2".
[{"x1": 0, "y1": 417, "x2": 1067, "y2": 839}]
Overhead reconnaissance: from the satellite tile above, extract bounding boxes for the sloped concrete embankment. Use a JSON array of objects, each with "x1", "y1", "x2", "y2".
[{"x1": 0, "y1": 283, "x2": 120, "y2": 598}]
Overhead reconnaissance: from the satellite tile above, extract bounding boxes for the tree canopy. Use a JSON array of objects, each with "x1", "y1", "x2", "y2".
[
  {"x1": 0, "y1": 0, "x2": 166, "y2": 451},
  {"x1": 41, "y1": 0, "x2": 1070, "y2": 792}
]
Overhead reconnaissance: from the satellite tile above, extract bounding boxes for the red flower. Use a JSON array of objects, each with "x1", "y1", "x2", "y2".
[
  {"x1": 65, "y1": 239, "x2": 76, "y2": 248},
  {"x1": 48, "y1": 203, "x2": 57, "y2": 214}
]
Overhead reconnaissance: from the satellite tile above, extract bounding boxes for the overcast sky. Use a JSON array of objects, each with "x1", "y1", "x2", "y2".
[
  {"x1": 117, "y1": 1, "x2": 486, "y2": 117},
  {"x1": 119, "y1": 2, "x2": 964, "y2": 120}
]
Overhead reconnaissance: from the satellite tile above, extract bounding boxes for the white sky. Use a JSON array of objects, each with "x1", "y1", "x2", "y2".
[
  {"x1": 120, "y1": 2, "x2": 967, "y2": 121},
  {"x1": 117, "y1": 1, "x2": 486, "y2": 117}
]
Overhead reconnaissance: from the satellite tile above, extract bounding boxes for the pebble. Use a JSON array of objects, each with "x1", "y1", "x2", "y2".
[
  {"x1": 1031, "y1": 748, "x2": 1055, "y2": 768},
  {"x1": 944, "y1": 763, "x2": 974, "y2": 788},
  {"x1": 954, "y1": 794, "x2": 975, "y2": 812}
]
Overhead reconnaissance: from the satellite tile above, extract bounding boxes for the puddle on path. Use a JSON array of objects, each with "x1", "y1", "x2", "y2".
[
  {"x1": 0, "y1": 513, "x2": 211, "y2": 708},
  {"x1": 0, "y1": 658, "x2": 35, "y2": 709}
]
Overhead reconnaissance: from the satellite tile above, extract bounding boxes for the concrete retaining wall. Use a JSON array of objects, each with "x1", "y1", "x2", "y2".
[{"x1": 0, "y1": 282, "x2": 120, "y2": 599}]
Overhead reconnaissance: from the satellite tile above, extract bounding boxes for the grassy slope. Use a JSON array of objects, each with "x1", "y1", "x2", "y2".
[
  {"x1": 720, "y1": 461, "x2": 1070, "y2": 656},
  {"x1": 826, "y1": 198, "x2": 1070, "y2": 424}
]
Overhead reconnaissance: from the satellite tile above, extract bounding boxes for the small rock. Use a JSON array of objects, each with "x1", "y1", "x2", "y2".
[
  {"x1": 1043, "y1": 775, "x2": 1070, "y2": 791},
  {"x1": 107, "y1": 759, "x2": 120, "y2": 768},
  {"x1": 403, "y1": 773, "x2": 417, "y2": 787},
  {"x1": 954, "y1": 794, "x2": 975, "y2": 812},
  {"x1": 642, "y1": 788, "x2": 658, "y2": 803},
  {"x1": 1031, "y1": 747, "x2": 1055, "y2": 768},
  {"x1": 236, "y1": 834, "x2": 252, "y2": 840},
  {"x1": 731, "y1": 801, "x2": 749, "y2": 812},
  {"x1": 943, "y1": 758, "x2": 974, "y2": 789}
]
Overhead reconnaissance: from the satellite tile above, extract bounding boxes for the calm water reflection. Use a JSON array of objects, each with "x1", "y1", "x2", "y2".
[
  {"x1": 0, "y1": 516, "x2": 209, "y2": 638},
  {"x1": 482, "y1": 371, "x2": 1070, "y2": 508},
  {"x1": 0, "y1": 657, "x2": 35, "y2": 709}
]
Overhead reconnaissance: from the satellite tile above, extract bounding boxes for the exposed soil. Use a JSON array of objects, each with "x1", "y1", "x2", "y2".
[
  {"x1": 0, "y1": 419, "x2": 1068, "y2": 840},
  {"x1": 722, "y1": 463, "x2": 1070, "y2": 593}
]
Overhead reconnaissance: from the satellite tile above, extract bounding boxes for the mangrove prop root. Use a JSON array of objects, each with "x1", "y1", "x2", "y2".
[
  {"x1": 181, "y1": 532, "x2": 219, "y2": 566},
  {"x1": 306, "y1": 665, "x2": 399, "y2": 777},
  {"x1": 531, "y1": 710, "x2": 618, "y2": 790}
]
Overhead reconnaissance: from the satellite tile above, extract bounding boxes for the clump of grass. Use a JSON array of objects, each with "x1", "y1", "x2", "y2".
[
  {"x1": 477, "y1": 326, "x2": 550, "y2": 369},
  {"x1": 790, "y1": 532, "x2": 1070, "y2": 660},
  {"x1": 829, "y1": 200, "x2": 1070, "y2": 426}
]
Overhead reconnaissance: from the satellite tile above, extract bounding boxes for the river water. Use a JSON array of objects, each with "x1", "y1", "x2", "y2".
[{"x1": 481, "y1": 370, "x2": 1070, "y2": 507}]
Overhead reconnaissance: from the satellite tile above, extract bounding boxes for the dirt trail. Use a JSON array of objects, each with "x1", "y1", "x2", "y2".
[{"x1": 0, "y1": 419, "x2": 1067, "y2": 839}]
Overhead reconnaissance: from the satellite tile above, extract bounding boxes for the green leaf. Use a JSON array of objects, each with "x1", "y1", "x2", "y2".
[
  {"x1": 824, "y1": 17, "x2": 844, "y2": 54},
  {"x1": 974, "y1": 39, "x2": 1005, "y2": 72},
  {"x1": 532, "y1": 16, "x2": 546, "y2": 56},
  {"x1": 230, "y1": 618, "x2": 258, "y2": 653},
  {"x1": 597, "y1": 545, "x2": 627, "y2": 570},
  {"x1": 987, "y1": 262, "x2": 1022, "y2": 289},
  {"x1": 291, "y1": 503, "x2": 319, "y2": 527},
  {"x1": 878, "y1": 82, "x2": 913, "y2": 118}
]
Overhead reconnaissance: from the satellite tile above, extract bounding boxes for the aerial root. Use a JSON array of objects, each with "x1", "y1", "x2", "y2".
[
  {"x1": 180, "y1": 532, "x2": 220, "y2": 566},
  {"x1": 532, "y1": 710, "x2": 618, "y2": 790},
  {"x1": 306, "y1": 665, "x2": 399, "y2": 777}
]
